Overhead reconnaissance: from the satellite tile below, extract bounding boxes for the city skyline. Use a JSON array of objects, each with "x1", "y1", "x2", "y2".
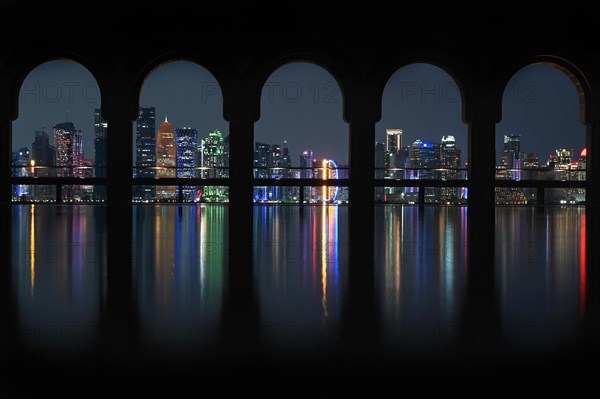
[
  {"x1": 11, "y1": 101, "x2": 584, "y2": 174},
  {"x1": 12, "y1": 110, "x2": 586, "y2": 176},
  {"x1": 12, "y1": 61, "x2": 587, "y2": 168}
]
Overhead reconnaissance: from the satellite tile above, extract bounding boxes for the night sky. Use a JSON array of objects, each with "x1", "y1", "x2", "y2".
[{"x1": 12, "y1": 60, "x2": 585, "y2": 166}]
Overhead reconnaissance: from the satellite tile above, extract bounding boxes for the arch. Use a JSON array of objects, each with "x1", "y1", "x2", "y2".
[
  {"x1": 496, "y1": 54, "x2": 592, "y2": 126},
  {"x1": 132, "y1": 51, "x2": 234, "y2": 119},
  {"x1": 7, "y1": 52, "x2": 108, "y2": 121},
  {"x1": 245, "y1": 48, "x2": 357, "y2": 123},
  {"x1": 368, "y1": 44, "x2": 474, "y2": 125},
  {"x1": 498, "y1": 62, "x2": 587, "y2": 160},
  {"x1": 375, "y1": 61, "x2": 468, "y2": 204},
  {"x1": 136, "y1": 59, "x2": 226, "y2": 116},
  {"x1": 255, "y1": 61, "x2": 348, "y2": 162},
  {"x1": 252, "y1": 59, "x2": 349, "y2": 204},
  {"x1": 378, "y1": 62, "x2": 466, "y2": 124},
  {"x1": 495, "y1": 57, "x2": 588, "y2": 205},
  {"x1": 11, "y1": 58, "x2": 106, "y2": 202},
  {"x1": 12, "y1": 59, "x2": 103, "y2": 131},
  {"x1": 133, "y1": 59, "x2": 229, "y2": 203}
]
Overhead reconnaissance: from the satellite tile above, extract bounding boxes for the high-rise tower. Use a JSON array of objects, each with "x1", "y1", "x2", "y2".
[
  {"x1": 385, "y1": 128, "x2": 403, "y2": 175},
  {"x1": 502, "y1": 134, "x2": 521, "y2": 180},
  {"x1": 156, "y1": 115, "x2": 176, "y2": 200},
  {"x1": 135, "y1": 106, "x2": 156, "y2": 201},
  {"x1": 53, "y1": 122, "x2": 83, "y2": 178},
  {"x1": 176, "y1": 126, "x2": 198, "y2": 201},
  {"x1": 53, "y1": 121, "x2": 84, "y2": 201},
  {"x1": 94, "y1": 108, "x2": 107, "y2": 199},
  {"x1": 202, "y1": 129, "x2": 227, "y2": 201}
]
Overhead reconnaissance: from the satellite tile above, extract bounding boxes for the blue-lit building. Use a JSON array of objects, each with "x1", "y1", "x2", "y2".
[
  {"x1": 175, "y1": 126, "x2": 198, "y2": 201},
  {"x1": 253, "y1": 141, "x2": 294, "y2": 202},
  {"x1": 12, "y1": 147, "x2": 31, "y2": 200},
  {"x1": 408, "y1": 139, "x2": 438, "y2": 180},
  {"x1": 254, "y1": 142, "x2": 271, "y2": 201}
]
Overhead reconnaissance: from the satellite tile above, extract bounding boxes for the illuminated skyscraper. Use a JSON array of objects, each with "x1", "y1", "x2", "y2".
[
  {"x1": 408, "y1": 139, "x2": 438, "y2": 179},
  {"x1": 253, "y1": 142, "x2": 271, "y2": 201},
  {"x1": 53, "y1": 122, "x2": 83, "y2": 177},
  {"x1": 271, "y1": 144, "x2": 283, "y2": 171},
  {"x1": 53, "y1": 121, "x2": 84, "y2": 201},
  {"x1": 282, "y1": 141, "x2": 291, "y2": 177},
  {"x1": 374, "y1": 141, "x2": 385, "y2": 179},
  {"x1": 502, "y1": 134, "x2": 521, "y2": 167},
  {"x1": 440, "y1": 135, "x2": 461, "y2": 200},
  {"x1": 556, "y1": 148, "x2": 573, "y2": 166},
  {"x1": 94, "y1": 108, "x2": 107, "y2": 199},
  {"x1": 223, "y1": 133, "x2": 230, "y2": 178},
  {"x1": 254, "y1": 142, "x2": 271, "y2": 179},
  {"x1": 13, "y1": 148, "x2": 31, "y2": 168},
  {"x1": 12, "y1": 147, "x2": 31, "y2": 199},
  {"x1": 31, "y1": 129, "x2": 55, "y2": 173},
  {"x1": 575, "y1": 148, "x2": 587, "y2": 185},
  {"x1": 522, "y1": 152, "x2": 539, "y2": 168},
  {"x1": 299, "y1": 149, "x2": 314, "y2": 202},
  {"x1": 502, "y1": 134, "x2": 521, "y2": 180},
  {"x1": 203, "y1": 130, "x2": 225, "y2": 177},
  {"x1": 175, "y1": 126, "x2": 198, "y2": 201},
  {"x1": 270, "y1": 144, "x2": 283, "y2": 202},
  {"x1": 252, "y1": 141, "x2": 293, "y2": 201},
  {"x1": 156, "y1": 115, "x2": 177, "y2": 200},
  {"x1": 94, "y1": 109, "x2": 107, "y2": 175},
  {"x1": 385, "y1": 128, "x2": 403, "y2": 178},
  {"x1": 175, "y1": 127, "x2": 198, "y2": 177},
  {"x1": 386, "y1": 129, "x2": 402, "y2": 159},
  {"x1": 300, "y1": 149, "x2": 313, "y2": 179},
  {"x1": 197, "y1": 139, "x2": 205, "y2": 177},
  {"x1": 30, "y1": 130, "x2": 55, "y2": 199},
  {"x1": 202, "y1": 129, "x2": 227, "y2": 201},
  {"x1": 556, "y1": 148, "x2": 574, "y2": 181},
  {"x1": 440, "y1": 135, "x2": 460, "y2": 171},
  {"x1": 135, "y1": 106, "x2": 156, "y2": 201}
]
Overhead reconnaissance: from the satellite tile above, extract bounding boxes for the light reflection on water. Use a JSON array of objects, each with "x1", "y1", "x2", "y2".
[
  {"x1": 495, "y1": 206, "x2": 585, "y2": 350},
  {"x1": 253, "y1": 205, "x2": 348, "y2": 349},
  {"x1": 375, "y1": 205, "x2": 468, "y2": 351},
  {"x1": 9, "y1": 204, "x2": 586, "y2": 355},
  {"x1": 133, "y1": 205, "x2": 227, "y2": 352},
  {"x1": 11, "y1": 205, "x2": 106, "y2": 352}
]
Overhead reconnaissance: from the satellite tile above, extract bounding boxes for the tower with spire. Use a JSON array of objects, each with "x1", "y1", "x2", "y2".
[{"x1": 156, "y1": 114, "x2": 176, "y2": 200}]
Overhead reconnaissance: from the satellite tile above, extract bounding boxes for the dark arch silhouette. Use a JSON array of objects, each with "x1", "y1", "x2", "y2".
[
  {"x1": 7, "y1": 55, "x2": 106, "y2": 122},
  {"x1": 498, "y1": 56, "x2": 591, "y2": 125},
  {"x1": 132, "y1": 54, "x2": 231, "y2": 118}
]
